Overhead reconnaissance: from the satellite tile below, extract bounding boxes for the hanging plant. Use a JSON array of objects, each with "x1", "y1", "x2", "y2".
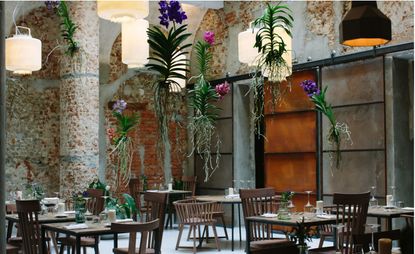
[
  {"x1": 107, "y1": 100, "x2": 139, "y2": 188},
  {"x1": 300, "y1": 80, "x2": 352, "y2": 170},
  {"x1": 189, "y1": 31, "x2": 230, "y2": 182},
  {"x1": 250, "y1": 3, "x2": 293, "y2": 137},
  {"x1": 45, "y1": 0, "x2": 79, "y2": 56},
  {"x1": 146, "y1": 0, "x2": 191, "y2": 181}
]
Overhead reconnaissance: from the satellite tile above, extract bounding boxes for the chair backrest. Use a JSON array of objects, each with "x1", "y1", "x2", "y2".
[
  {"x1": 129, "y1": 178, "x2": 141, "y2": 220},
  {"x1": 86, "y1": 189, "x2": 105, "y2": 215},
  {"x1": 174, "y1": 199, "x2": 216, "y2": 225},
  {"x1": 333, "y1": 192, "x2": 370, "y2": 254},
  {"x1": 142, "y1": 192, "x2": 167, "y2": 250},
  {"x1": 353, "y1": 229, "x2": 400, "y2": 253},
  {"x1": 16, "y1": 200, "x2": 42, "y2": 254},
  {"x1": 111, "y1": 219, "x2": 160, "y2": 254},
  {"x1": 240, "y1": 188, "x2": 277, "y2": 241},
  {"x1": 181, "y1": 175, "x2": 197, "y2": 196}
]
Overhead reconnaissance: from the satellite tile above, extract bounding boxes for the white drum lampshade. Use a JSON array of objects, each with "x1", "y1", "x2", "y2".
[
  {"x1": 170, "y1": 51, "x2": 187, "y2": 92},
  {"x1": 97, "y1": 0, "x2": 149, "y2": 23},
  {"x1": 6, "y1": 26, "x2": 42, "y2": 75},
  {"x1": 122, "y1": 19, "x2": 149, "y2": 69},
  {"x1": 238, "y1": 27, "x2": 259, "y2": 67}
]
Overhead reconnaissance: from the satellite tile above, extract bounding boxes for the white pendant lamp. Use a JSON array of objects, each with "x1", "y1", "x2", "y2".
[
  {"x1": 6, "y1": 26, "x2": 42, "y2": 75},
  {"x1": 122, "y1": 19, "x2": 149, "y2": 69},
  {"x1": 238, "y1": 26, "x2": 259, "y2": 67},
  {"x1": 170, "y1": 51, "x2": 187, "y2": 92},
  {"x1": 97, "y1": 0, "x2": 149, "y2": 23}
]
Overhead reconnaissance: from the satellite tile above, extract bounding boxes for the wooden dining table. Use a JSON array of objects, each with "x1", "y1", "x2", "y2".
[
  {"x1": 367, "y1": 206, "x2": 414, "y2": 230},
  {"x1": 245, "y1": 212, "x2": 338, "y2": 254},
  {"x1": 41, "y1": 221, "x2": 119, "y2": 254}
]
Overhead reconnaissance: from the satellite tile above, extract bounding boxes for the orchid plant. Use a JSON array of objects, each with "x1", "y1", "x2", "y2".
[
  {"x1": 45, "y1": 0, "x2": 79, "y2": 56},
  {"x1": 249, "y1": 3, "x2": 293, "y2": 137},
  {"x1": 107, "y1": 100, "x2": 139, "y2": 188},
  {"x1": 146, "y1": 0, "x2": 191, "y2": 184},
  {"x1": 189, "y1": 31, "x2": 230, "y2": 182},
  {"x1": 300, "y1": 80, "x2": 352, "y2": 169}
]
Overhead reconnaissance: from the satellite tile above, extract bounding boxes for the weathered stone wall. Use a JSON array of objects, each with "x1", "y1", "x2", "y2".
[{"x1": 5, "y1": 5, "x2": 62, "y2": 194}]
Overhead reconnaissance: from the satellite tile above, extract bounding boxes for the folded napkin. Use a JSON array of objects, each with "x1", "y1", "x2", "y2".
[
  {"x1": 317, "y1": 214, "x2": 336, "y2": 219},
  {"x1": 225, "y1": 194, "x2": 240, "y2": 199},
  {"x1": 43, "y1": 197, "x2": 59, "y2": 204},
  {"x1": 261, "y1": 213, "x2": 278, "y2": 218},
  {"x1": 115, "y1": 219, "x2": 134, "y2": 223},
  {"x1": 64, "y1": 223, "x2": 88, "y2": 230},
  {"x1": 402, "y1": 207, "x2": 414, "y2": 211},
  {"x1": 64, "y1": 211, "x2": 75, "y2": 214},
  {"x1": 147, "y1": 190, "x2": 159, "y2": 192}
]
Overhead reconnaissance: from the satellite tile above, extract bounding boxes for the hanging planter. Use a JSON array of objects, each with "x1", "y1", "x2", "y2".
[
  {"x1": 189, "y1": 31, "x2": 230, "y2": 182},
  {"x1": 238, "y1": 3, "x2": 293, "y2": 137},
  {"x1": 146, "y1": 0, "x2": 191, "y2": 181},
  {"x1": 300, "y1": 80, "x2": 352, "y2": 170},
  {"x1": 107, "y1": 100, "x2": 139, "y2": 188}
]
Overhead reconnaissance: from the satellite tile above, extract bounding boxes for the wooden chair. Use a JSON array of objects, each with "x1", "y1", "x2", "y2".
[
  {"x1": 16, "y1": 199, "x2": 51, "y2": 254},
  {"x1": 111, "y1": 219, "x2": 161, "y2": 254},
  {"x1": 240, "y1": 188, "x2": 297, "y2": 254},
  {"x1": 59, "y1": 189, "x2": 104, "y2": 254},
  {"x1": 182, "y1": 175, "x2": 197, "y2": 196},
  {"x1": 401, "y1": 214, "x2": 413, "y2": 230},
  {"x1": 317, "y1": 205, "x2": 337, "y2": 248},
  {"x1": 308, "y1": 192, "x2": 370, "y2": 254},
  {"x1": 174, "y1": 199, "x2": 221, "y2": 253},
  {"x1": 140, "y1": 192, "x2": 168, "y2": 251},
  {"x1": 128, "y1": 178, "x2": 141, "y2": 221},
  {"x1": 352, "y1": 229, "x2": 400, "y2": 253},
  {"x1": 197, "y1": 202, "x2": 228, "y2": 241}
]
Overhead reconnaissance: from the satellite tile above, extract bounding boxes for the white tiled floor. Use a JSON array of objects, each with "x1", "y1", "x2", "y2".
[{"x1": 76, "y1": 225, "x2": 331, "y2": 254}]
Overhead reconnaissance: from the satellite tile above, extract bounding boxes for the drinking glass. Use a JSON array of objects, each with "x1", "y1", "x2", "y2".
[
  {"x1": 332, "y1": 223, "x2": 345, "y2": 254},
  {"x1": 304, "y1": 191, "x2": 313, "y2": 212},
  {"x1": 83, "y1": 196, "x2": 92, "y2": 216},
  {"x1": 366, "y1": 224, "x2": 381, "y2": 253},
  {"x1": 369, "y1": 186, "x2": 378, "y2": 207},
  {"x1": 390, "y1": 186, "x2": 396, "y2": 207}
]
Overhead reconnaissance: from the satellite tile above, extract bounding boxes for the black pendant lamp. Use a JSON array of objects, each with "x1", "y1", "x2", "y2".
[{"x1": 340, "y1": 1, "x2": 391, "y2": 47}]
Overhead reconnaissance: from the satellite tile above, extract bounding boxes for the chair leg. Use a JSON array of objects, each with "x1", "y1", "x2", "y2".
[
  {"x1": 193, "y1": 224, "x2": 197, "y2": 254},
  {"x1": 220, "y1": 215, "x2": 229, "y2": 240},
  {"x1": 211, "y1": 224, "x2": 221, "y2": 251},
  {"x1": 49, "y1": 231, "x2": 59, "y2": 254},
  {"x1": 83, "y1": 246, "x2": 87, "y2": 254},
  {"x1": 59, "y1": 243, "x2": 64, "y2": 254},
  {"x1": 94, "y1": 242, "x2": 100, "y2": 254},
  {"x1": 318, "y1": 235, "x2": 326, "y2": 248},
  {"x1": 187, "y1": 225, "x2": 193, "y2": 241},
  {"x1": 176, "y1": 224, "x2": 184, "y2": 250}
]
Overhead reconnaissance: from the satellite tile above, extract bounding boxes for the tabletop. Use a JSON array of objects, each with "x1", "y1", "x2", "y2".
[
  {"x1": 6, "y1": 213, "x2": 75, "y2": 223},
  {"x1": 41, "y1": 221, "x2": 114, "y2": 236},
  {"x1": 195, "y1": 195, "x2": 242, "y2": 203},
  {"x1": 246, "y1": 212, "x2": 337, "y2": 227},
  {"x1": 368, "y1": 206, "x2": 414, "y2": 218},
  {"x1": 142, "y1": 189, "x2": 192, "y2": 195}
]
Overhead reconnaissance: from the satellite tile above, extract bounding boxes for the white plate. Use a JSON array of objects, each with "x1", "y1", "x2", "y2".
[{"x1": 261, "y1": 213, "x2": 278, "y2": 218}]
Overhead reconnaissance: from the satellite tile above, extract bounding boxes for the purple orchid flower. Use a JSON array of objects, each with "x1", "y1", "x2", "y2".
[
  {"x1": 44, "y1": 0, "x2": 60, "y2": 10},
  {"x1": 203, "y1": 31, "x2": 215, "y2": 45},
  {"x1": 158, "y1": 0, "x2": 187, "y2": 29},
  {"x1": 112, "y1": 99, "x2": 127, "y2": 114},
  {"x1": 300, "y1": 80, "x2": 320, "y2": 97},
  {"x1": 215, "y1": 81, "x2": 231, "y2": 99}
]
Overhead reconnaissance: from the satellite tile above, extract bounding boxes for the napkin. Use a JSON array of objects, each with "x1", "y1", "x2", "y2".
[
  {"x1": 64, "y1": 223, "x2": 88, "y2": 230},
  {"x1": 64, "y1": 211, "x2": 75, "y2": 214},
  {"x1": 261, "y1": 213, "x2": 278, "y2": 218},
  {"x1": 317, "y1": 214, "x2": 336, "y2": 219},
  {"x1": 43, "y1": 197, "x2": 59, "y2": 204},
  {"x1": 225, "y1": 194, "x2": 240, "y2": 199},
  {"x1": 402, "y1": 207, "x2": 414, "y2": 211},
  {"x1": 115, "y1": 218, "x2": 134, "y2": 223}
]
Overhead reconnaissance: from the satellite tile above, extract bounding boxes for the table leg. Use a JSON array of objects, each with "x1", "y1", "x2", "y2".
[
  {"x1": 76, "y1": 236, "x2": 81, "y2": 254},
  {"x1": 41, "y1": 227, "x2": 46, "y2": 254},
  {"x1": 377, "y1": 217, "x2": 382, "y2": 232},
  {"x1": 231, "y1": 203, "x2": 234, "y2": 251},
  {"x1": 238, "y1": 203, "x2": 242, "y2": 245},
  {"x1": 387, "y1": 217, "x2": 392, "y2": 230},
  {"x1": 114, "y1": 233, "x2": 118, "y2": 248},
  {"x1": 6, "y1": 220, "x2": 13, "y2": 241}
]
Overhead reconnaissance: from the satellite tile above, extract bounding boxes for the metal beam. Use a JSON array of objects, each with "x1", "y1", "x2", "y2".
[{"x1": 0, "y1": 1, "x2": 6, "y2": 253}]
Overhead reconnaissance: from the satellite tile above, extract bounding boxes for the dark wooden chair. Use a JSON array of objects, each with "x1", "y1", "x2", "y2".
[
  {"x1": 16, "y1": 199, "x2": 51, "y2": 254},
  {"x1": 128, "y1": 178, "x2": 141, "y2": 221},
  {"x1": 111, "y1": 219, "x2": 161, "y2": 254},
  {"x1": 308, "y1": 192, "x2": 370, "y2": 254},
  {"x1": 182, "y1": 175, "x2": 197, "y2": 197},
  {"x1": 318, "y1": 205, "x2": 337, "y2": 248},
  {"x1": 59, "y1": 188, "x2": 104, "y2": 254},
  {"x1": 352, "y1": 229, "x2": 400, "y2": 253},
  {"x1": 174, "y1": 199, "x2": 221, "y2": 253},
  {"x1": 140, "y1": 192, "x2": 168, "y2": 252},
  {"x1": 6, "y1": 203, "x2": 22, "y2": 249},
  {"x1": 240, "y1": 188, "x2": 297, "y2": 254}
]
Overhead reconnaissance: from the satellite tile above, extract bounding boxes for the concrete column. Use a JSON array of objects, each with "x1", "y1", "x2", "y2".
[
  {"x1": 59, "y1": 1, "x2": 99, "y2": 198},
  {"x1": 1, "y1": 1, "x2": 7, "y2": 252}
]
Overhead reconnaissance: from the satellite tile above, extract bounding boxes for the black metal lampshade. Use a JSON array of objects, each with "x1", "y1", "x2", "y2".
[{"x1": 340, "y1": 1, "x2": 391, "y2": 47}]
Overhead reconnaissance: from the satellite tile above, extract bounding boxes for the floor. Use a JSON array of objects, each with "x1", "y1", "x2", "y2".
[{"x1": 75, "y1": 225, "x2": 331, "y2": 254}]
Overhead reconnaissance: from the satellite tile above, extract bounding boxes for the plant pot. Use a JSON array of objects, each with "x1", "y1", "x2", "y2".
[{"x1": 278, "y1": 201, "x2": 291, "y2": 220}]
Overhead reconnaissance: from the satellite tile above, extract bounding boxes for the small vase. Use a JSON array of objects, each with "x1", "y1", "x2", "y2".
[
  {"x1": 278, "y1": 201, "x2": 291, "y2": 220},
  {"x1": 74, "y1": 198, "x2": 86, "y2": 223}
]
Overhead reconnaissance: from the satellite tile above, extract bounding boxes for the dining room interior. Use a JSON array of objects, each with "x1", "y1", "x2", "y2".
[{"x1": 0, "y1": 0, "x2": 414, "y2": 254}]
